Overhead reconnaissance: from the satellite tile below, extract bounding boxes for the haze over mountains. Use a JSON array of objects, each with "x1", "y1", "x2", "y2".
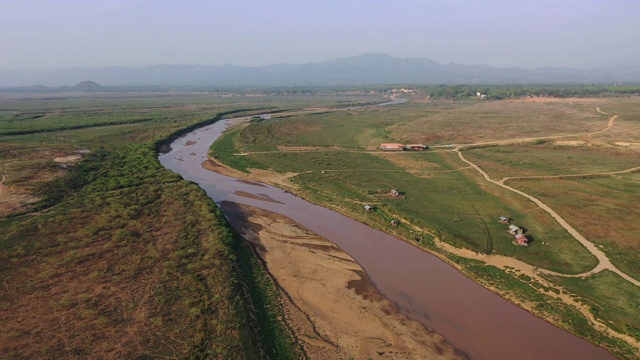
[{"x1": 2, "y1": 53, "x2": 639, "y2": 88}]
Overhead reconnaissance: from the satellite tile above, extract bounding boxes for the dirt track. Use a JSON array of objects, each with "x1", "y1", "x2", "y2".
[
  {"x1": 452, "y1": 107, "x2": 640, "y2": 287},
  {"x1": 500, "y1": 165, "x2": 640, "y2": 182}
]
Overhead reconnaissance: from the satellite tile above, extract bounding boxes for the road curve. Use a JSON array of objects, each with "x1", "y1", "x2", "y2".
[{"x1": 453, "y1": 107, "x2": 639, "y2": 286}]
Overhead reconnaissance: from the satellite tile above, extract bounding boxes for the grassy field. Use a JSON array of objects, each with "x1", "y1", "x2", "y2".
[
  {"x1": 547, "y1": 270, "x2": 640, "y2": 340},
  {"x1": 387, "y1": 98, "x2": 608, "y2": 144},
  {"x1": 213, "y1": 96, "x2": 640, "y2": 358},
  {"x1": 230, "y1": 99, "x2": 609, "y2": 150},
  {"x1": 216, "y1": 100, "x2": 609, "y2": 274},
  {"x1": 0, "y1": 143, "x2": 266, "y2": 358},
  {"x1": 3, "y1": 91, "x2": 639, "y2": 358},
  {"x1": 1, "y1": 92, "x2": 387, "y2": 358},
  {"x1": 464, "y1": 143, "x2": 639, "y2": 179},
  {"x1": 512, "y1": 175, "x2": 640, "y2": 280},
  {"x1": 245, "y1": 149, "x2": 596, "y2": 273}
]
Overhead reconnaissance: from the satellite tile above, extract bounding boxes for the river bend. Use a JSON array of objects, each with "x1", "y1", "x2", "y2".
[{"x1": 159, "y1": 116, "x2": 614, "y2": 360}]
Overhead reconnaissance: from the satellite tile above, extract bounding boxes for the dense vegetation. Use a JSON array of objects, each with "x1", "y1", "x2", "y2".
[
  {"x1": 1, "y1": 94, "x2": 377, "y2": 358},
  {"x1": 415, "y1": 84, "x2": 640, "y2": 99},
  {"x1": 181, "y1": 83, "x2": 640, "y2": 99}
]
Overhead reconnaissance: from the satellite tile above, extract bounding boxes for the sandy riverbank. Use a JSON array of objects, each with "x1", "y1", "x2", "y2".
[{"x1": 221, "y1": 202, "x2": 465, "y2": 360}]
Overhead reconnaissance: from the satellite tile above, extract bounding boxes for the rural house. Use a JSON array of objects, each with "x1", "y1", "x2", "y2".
[
  {"x1": 380, "y1": 143, "x2": 405, "y2": 151},
  {"x1": 514, "y1": 234, "x2": 529, "y2": 246},
  {"x1": 406, "y1": 144, "x2": 428, "y2": 150},
  {"x1": 508, "y1": 225, "x2": 523, "y2": 235}
]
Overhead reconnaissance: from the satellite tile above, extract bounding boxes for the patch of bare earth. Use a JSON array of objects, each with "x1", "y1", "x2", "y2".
[
  {"x1": 0, "y1": 175, "x2": 38, "y2": 215},
  {"x1": 0, "y1": 147, "x2": 87, "y2": 216},
  {"x1": 277, "y1": 146, "x2": 322, "y2": 151},
  {"x1": 222, "y1": 202, "x2": 465, "y2": 360},
  {"x1": 373, "y1": 152, "x2": 441, "y2": 178},
  {"x1": 202, "y1": 157, "x2": 299, "y2": 189},
  {"x1": 554, "y1": 140, "x2": 589, "y2": 146}
]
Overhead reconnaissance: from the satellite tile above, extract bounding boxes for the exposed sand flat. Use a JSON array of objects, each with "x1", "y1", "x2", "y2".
[
  {"x1": 554, "y1": 140, "x2": 588, "y2": 146},
  {"x1": 53, "y1": 154, "x2": 82, "y2": 163},
  {"x1": 615, "y1": 141, "x2": 640, "y2": 148},
  {"x1": 221, "y1": 202, "x2": 465, "y2": 360}
]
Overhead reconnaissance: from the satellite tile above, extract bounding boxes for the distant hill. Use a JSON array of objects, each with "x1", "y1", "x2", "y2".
[
  {"x1": 1, "y1": 53, "x2": 639, "y2": 87},
  {"x1": 73, "y1": 80, "x2": 104, "y2": 90},
  {"x1": 1, "y1": 80, "x2": 106, "y2": 93},
  {"x1": 55, "y1": 80, "x2": 105, "y2": 92}
]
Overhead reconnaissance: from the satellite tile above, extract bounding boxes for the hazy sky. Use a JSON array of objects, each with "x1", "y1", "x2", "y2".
[{"x1": 1, "y1": 0, "x2": 639, "y2": 69}]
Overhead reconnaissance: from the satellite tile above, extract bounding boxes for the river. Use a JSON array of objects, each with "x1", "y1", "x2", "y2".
[{"x1": 158, "y1": 112, "x2": 615, "y2": 360}]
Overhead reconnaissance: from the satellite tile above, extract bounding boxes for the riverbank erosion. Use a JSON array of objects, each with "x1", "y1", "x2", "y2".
[{"x1": 221, "y1": 201, "x2": 465, "y2": 359}]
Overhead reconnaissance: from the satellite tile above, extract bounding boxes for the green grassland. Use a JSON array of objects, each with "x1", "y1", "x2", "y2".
[
  {"x1": 464, "y1": 143, "x2": 639, "y2": 179},
  {"x1": 237, "y1": 145, "x2": 596, "y2": 272},
  {"x1": 213, "y1": 96, "x2": 640, "y2": 358},
  {"x1": 513, "y1": 175, "x2": 640, "y2": 281},
  {"x1": 217, "y1": 100, "x2": 607, "y2": 274},
  {"x1": 458, "y1": 99, "x2": 640, "y2": 282},
  {"x1": 548, "y1": 270, "x2": 640, "y2": 340},
  {"x1": 238, "y1": 109, "x2": 390, "y2": 149}
]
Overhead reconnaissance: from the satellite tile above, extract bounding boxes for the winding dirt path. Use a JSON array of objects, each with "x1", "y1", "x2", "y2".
[
  {"x1": 499, "y1": 165, "x2": 640, "y2": 183},
  {"x1": 453, "y1": 107, "x2": 640, "y2": 287}
]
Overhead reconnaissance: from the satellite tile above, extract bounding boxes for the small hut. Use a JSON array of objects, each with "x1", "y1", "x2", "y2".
[
  {"x1": 508, "y1": 225, "x2": 523, "y2": 235},
  {"x1": 498, "y1": 216, "x2": 510, "y2": 224},
  {"x1": 380, "y1": 143, "x2": 405, "y2": 151},
  {"x1": 514, "y1": 234, "x2": 529, "y2": 246},
  {"x1": 390, "y1": 189, "x2": 400, "y2": 196},
  {"x1": 390, "y1": 219, "x2": 400, "y2": 227},
  {"x1": 364, "y1": 205, "x2": 373, "y2": 213},
  {"x1": 406, "y1": 144, "x2": 428, "y2": 150}
]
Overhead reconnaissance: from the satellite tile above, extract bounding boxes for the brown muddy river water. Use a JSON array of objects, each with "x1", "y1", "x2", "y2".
[{"x1": 159, "y1": 117, "x2": 615, "y2": 360}]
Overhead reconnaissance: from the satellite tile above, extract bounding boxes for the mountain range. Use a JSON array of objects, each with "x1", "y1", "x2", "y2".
[{"x1": 1, "y1": 53, "x2": 639, "y2": 88}]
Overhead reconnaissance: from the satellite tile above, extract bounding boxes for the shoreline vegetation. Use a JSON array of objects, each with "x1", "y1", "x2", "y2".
[
  {"x1": 0, "y1": 87, "x2": 638, "y2": 359},
  {"x1": 0, "y1": 95, "x2": 342, "y2": 358}
]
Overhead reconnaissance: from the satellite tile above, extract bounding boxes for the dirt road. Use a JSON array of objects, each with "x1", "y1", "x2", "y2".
[{"x1": 453, "y1": 107, "x2": 640, "y2": 287}]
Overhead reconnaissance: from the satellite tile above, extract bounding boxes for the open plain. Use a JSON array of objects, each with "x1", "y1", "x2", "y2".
[
  {"x1": 1, "y1": 90, "x2": 639, "y2": 359},
  {"x1": 211, "y1": 95, "x2": 640, "y2": 359}
]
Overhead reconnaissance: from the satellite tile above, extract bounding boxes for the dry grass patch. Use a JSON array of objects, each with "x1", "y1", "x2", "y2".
[
  {"x1": 373, "y1": 152, "x2": 443, "y2": 178},
  {"x1": 0, "y1": 144, "x2": 79, "y2": 215},
  {"x1": 388, "y1": 100, "x2": 607, "y2": 144},
  {"x1": 513, "y1": 176, "x2": 640, "y2": 279}
]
